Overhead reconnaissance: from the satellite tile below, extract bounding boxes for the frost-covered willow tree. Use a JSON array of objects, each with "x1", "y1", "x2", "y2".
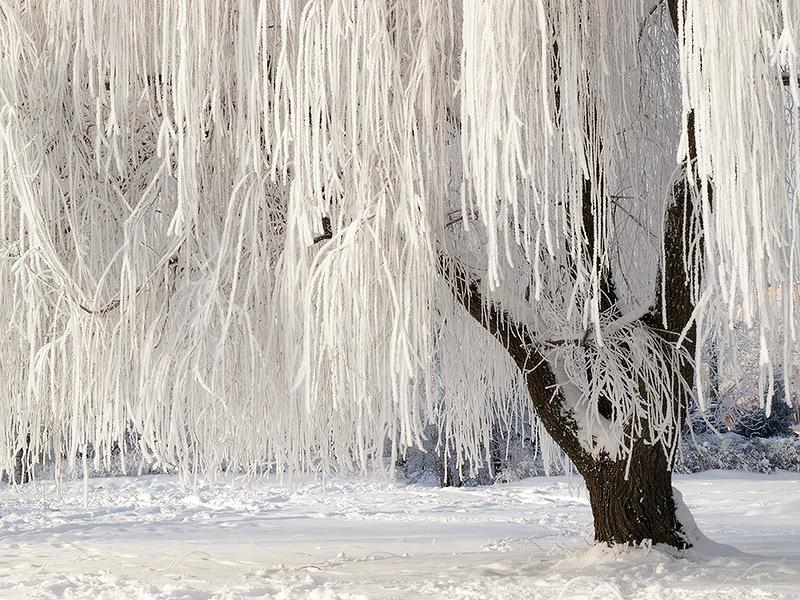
[{"x1": 2, "y1": 0, "x2": 800, "y2": 548}]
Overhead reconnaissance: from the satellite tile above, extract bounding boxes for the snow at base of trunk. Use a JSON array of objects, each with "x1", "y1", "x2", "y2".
[{"x1": 1, "y1": 472, "x2": 799, "y2": 599}]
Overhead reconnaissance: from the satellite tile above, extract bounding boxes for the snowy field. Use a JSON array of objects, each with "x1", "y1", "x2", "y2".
[{"x1": 1, "y1": 472, "x2": 799, "y2": 599}]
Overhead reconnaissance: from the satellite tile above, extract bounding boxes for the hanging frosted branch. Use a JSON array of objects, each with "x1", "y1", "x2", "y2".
[{"x1": 1, "y1": 0, "x2": 798, "y2": 482}]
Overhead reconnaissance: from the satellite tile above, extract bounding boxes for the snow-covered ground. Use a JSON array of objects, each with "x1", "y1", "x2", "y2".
[{"x1": 1, "y1": 471, "x2": 799, "y2": 599}]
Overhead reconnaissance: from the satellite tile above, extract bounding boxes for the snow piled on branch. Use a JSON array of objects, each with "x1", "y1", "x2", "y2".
[{"x1": 0, "y1": 1, "x2": 798, "y2": 478}]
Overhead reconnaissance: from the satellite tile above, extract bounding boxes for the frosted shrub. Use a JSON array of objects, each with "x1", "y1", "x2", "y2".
[{"x1": 676, "y1": 433, "x2": 800, "y2": 474}]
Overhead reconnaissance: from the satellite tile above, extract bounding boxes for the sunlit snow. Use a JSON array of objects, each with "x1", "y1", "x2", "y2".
[{"x1": 1, "y1": 472, "x2": 798, "y2": 599}]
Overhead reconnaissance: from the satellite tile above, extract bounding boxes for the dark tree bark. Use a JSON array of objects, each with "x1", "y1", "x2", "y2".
[
  {"x1": 584, "y1": 445, "x2": 685, "y2": 547},
  {"x1": 579, "y1": 181, "x2": 696, "y2": 549},
  {"x1": 440, "y1": 246, "x2": 692, "y2": 547}
]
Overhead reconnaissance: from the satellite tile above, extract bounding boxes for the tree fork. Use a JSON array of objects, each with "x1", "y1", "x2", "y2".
[
  {"x1": 440, "y1": 12, "x2": 702, "y2": 540},
  {"x1": 439, "y1": 252, "x2": 692, "y2": 548}
]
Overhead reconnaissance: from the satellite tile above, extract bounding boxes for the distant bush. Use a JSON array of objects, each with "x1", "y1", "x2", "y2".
[
  {"x1": 490, "y1": 429, "x2": 800, "y2": 481},
  {"x1": 720, "y1": 396, "x2": 798, "y2": 438},
  {"x1": 691, "y1": 364, "x2": 800, "y2": 439},
  {"x1": 675, "y1": 432, "x2": 800, "y2": 474}
]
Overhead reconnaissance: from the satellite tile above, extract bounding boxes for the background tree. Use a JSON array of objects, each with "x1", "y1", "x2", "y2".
[{"x1": 2, "y1": 0, "x2": 799, "y2": 549}]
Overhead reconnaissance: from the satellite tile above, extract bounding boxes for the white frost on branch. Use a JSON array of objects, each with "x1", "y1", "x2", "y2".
[{"x1": 0, "y1": 0, "x2": 798, "y2": 478}]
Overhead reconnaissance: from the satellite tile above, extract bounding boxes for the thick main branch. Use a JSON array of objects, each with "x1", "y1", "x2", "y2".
[{"x1": 437, "y1": 253, "x2": 593, "y2": 471}]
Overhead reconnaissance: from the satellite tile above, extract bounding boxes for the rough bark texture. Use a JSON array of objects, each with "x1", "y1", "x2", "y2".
[{"x1": 583, "y1": 443, "x2": 686, "y2": 547}]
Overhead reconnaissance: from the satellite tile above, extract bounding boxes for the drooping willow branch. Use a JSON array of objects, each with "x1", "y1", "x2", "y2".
[{"x1": 436, "y1": 250, "x2": 594, "y2": 471}]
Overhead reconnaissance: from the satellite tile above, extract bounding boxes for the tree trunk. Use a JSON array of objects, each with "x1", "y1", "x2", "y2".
[
  {"x1": 439, "y1": 254, "x2": 692, "y2": 548},
  {"x1": 580, "y1": 442, "x2": 686, "y2": 548},
  {"x1": 439, "y1": 2, "x2": 700, "y2": 540},
  {"x1": 12, "y1": 445, "x2": 31, "y2": 484}
]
